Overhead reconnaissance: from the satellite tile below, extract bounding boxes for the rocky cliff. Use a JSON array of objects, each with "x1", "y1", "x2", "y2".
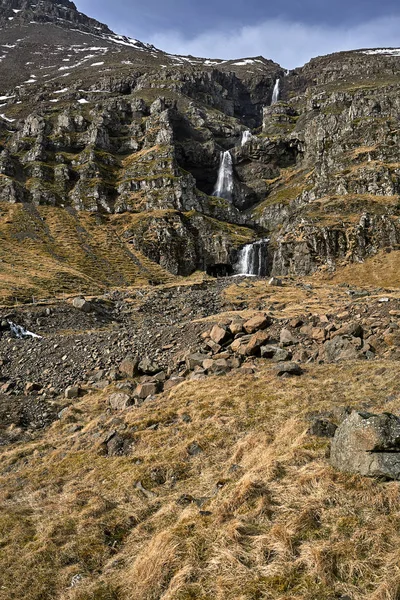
[{"x1": 0, "y1": 0, "x2": 399, "y2": 299}]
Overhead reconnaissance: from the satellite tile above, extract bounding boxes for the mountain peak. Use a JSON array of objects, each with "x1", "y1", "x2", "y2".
[{"x1": 0, "y1": 0, "x2": 113, "y2": 35}]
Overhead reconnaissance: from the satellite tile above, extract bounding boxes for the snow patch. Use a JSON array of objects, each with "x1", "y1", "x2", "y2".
[
  {"x1": 0, "y1": 114, "x2": 15, "y2": 123},
  {"x1": 231, "y1": 59, "x2": 256, "y2": 66},
  {"x1": 361, "y1": 48, "x2": 400, "y2": 56}
]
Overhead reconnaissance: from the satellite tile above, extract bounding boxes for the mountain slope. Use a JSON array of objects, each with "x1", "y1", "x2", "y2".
[{"x1": 0, "y1": 0, "x2": 399, "y2": 300}]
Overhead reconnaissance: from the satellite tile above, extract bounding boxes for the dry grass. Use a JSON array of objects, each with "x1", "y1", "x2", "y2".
[
  {"x1": 0, "y1": 203, "x2": 177, "y2": 303},
  {"x1": 318, "y1": 249, "x2": 400, "y2": 289},
  {"x1": 1, "y1": 361, "x2": 400, "y2": 599}
]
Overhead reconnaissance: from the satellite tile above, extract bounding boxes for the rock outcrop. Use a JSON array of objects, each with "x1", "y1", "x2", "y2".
[{"x1": 0, "y1": 1, "x2": 400, "y2": 284}]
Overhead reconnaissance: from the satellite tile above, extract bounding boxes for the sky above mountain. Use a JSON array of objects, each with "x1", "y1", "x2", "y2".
[{"x1": 77, "y1": 0, "x2": 400, "y2": 68}]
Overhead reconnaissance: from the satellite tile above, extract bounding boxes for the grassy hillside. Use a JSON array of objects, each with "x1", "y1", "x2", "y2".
[
  {"x1": 1, "y1": 360, "x2": 400, "y2": 600},
  {"x1": 0, "y1": 203, "x2": 178, "y2": 303}
]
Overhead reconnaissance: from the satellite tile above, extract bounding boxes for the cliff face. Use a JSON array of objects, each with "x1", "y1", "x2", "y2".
[{"x1": 0, "y1": 1, "x2": 399, "y2": 294}]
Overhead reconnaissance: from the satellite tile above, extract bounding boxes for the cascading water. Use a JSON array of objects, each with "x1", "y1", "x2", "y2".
[
  {"x1": 235, "y1": 239, "x2": 270, "y2": 277},
  {"x1": 241, "y1": 130, "x2": 252, "y2": 146},
  {"x1": 271, "y1": 78, "x2": 280, "y2": 104},
  {"x1": 213, "y1": 150, "x2": 234, "y2": 200},
  {"x1": 8, "y1": 321, "x2": 42, "y2": 339}
]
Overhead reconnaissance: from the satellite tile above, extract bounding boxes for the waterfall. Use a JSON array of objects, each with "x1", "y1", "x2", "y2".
[
  {"x1": 235, "y1": 239, "x2": 270, "y2": 277},
  {"x1": 241, "y1": 130, "x2": 252, "y2": 146},
  {"x1": 213, "y1": 150, "x2": 234, "y2": 200},
  {"x1": 271, "y1": 79, "x2": 280, "y2": 105},
  {"x1": 8, "y1": 321, "x2": 42, "y2": 339}
]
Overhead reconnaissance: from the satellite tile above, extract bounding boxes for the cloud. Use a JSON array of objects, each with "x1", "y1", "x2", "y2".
[{"x1": 145, "y1": 16, "x2": 400, "y2": 68}]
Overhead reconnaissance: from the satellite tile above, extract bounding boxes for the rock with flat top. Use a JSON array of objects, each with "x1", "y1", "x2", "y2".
[
  {"x1": 331, "y1": 411, "x2": 400, "y2": 479},
  {"x1": 275, "y1": 362, "x2": 303, "y2": 377},
  {"x1": 243, "y1": 314, "x2": 271, "y2": 334}
]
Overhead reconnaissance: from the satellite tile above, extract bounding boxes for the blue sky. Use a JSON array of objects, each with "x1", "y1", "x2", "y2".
[{"x1": 77, "y1": 1, "x2": 400, "y2": 68}]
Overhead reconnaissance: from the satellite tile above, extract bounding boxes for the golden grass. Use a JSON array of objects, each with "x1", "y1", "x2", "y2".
[
  {"x1": 0, "y1": 203, "x2": 177, "y2": 302},
  {"x1": 1, "y1": 361, "x2": 400, "y2": 599},
  {"x1": 317, "y1": 249, "x2": 400, "y2": 289}
]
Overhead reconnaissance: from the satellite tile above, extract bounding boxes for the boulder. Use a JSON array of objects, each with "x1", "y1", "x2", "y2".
[
  {"x1": 135, "y1": 382, "x2": 159, "y2": 399},
  {"x1": 139, "y1": 358, "x2": 161, "y2": 375},
  {"x1": 331, "y1": 411, "x2": 400, "y2": 479},
  {"x1": 322, "y1": 336, "x2": 361, "y2": 362},
  {"x1": 231, "y1": 335, "x2": 252, "y2": 356},
  {"x1": 72, "y1": 297, "x2": 93, "y2": 313},
  {"x1": 65, "y1": 385, "x2": 80, "y2": 399},
  {"x1": 186, "y1": 353, "x2": 208, "y2": 370},
  {"x1": 229, "y1": 320, "x2": 244, "y2": 336},
  {"x1": 245, "y1": 330, "x2": 270, "y2": 356},
  {"x1": 280, "y1": 328, "x2": 295, "y2": 346},
  {"x1": 109, "y1": 392, "x2": 133, "y2": 410},
  {"x1": 272, "y1": 348, "x2": 292, "y2": 362},
  {"x1": 243, "y1": 314, "x2": 271, "y2": 334},
  {"x1": 331, "y1": 323, "x2": 364, "y2": 339},
  {"x1": 210, "y1": 325, "x2": 229, "y2": 345},
  {"x1": 119, "y1": 357, "x2": 139, "y2": 378},
  {"x1": 275, "y1": 362, "x2": 303, "y2": 377},
  {"x1": 312, "y1": 327, "x2": 327, "y2": 342}
]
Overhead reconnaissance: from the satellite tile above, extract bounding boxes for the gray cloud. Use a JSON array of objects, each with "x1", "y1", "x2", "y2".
[{"x1": 144, "y1": 16, "x2": 400, "y2": 68}]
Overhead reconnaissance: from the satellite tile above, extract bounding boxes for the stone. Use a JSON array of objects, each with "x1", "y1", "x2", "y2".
[
  {"x1": 260, "y1": 345, "x2": 280, "y2": 359},
  {"x1": 230, "y1": 336, "x2": 251, "y2": 354},
  {"x1": 229, "y1": 320, "x2": 244, "y2": 336},
  {"x1": 243, "y1": 314, "x2": 271, "y2": 334},
  {"x1": 164, "y1": 377, "x2": 185, "y2": 391},
  {"x1": 308, "y1": 419, "x2": 337, "y2": 438},
  {"x1": 72, "y1": 297, "x2": 92, "y2": 312},
  {"x1": 322, "y1": 336, "x2": 361, "y2": 362},
  {"x1": 331, "y1": 411, "x2": 400, "y2": 479},
  {"x1": 119, "y1": 357, "x2": 139, "y2": 378},
  {"x1": 273, "y1": 348, "x2": 292, "y2": 362},
  {"x1": 210, "y1": 325, "x2": 229, "y2": 345},
  {"x1": 289, "y1": 318, "x2": 303, "y2": 328},
  {"x1": 331, "y1": 323, "x2": 364, "y2": 339},
  {"x1": 109, "y1": 392, "x2": 133, "y2": 410},
  {"x1": 275, "y1": 362, "x2": 303, "y2": 377},
  {"x1": 186, "y1": 353, "x2": 208, "y2": 370},
  {"x1": 65, "y1": 386, "x2": 80, "y2": 399},
  {"x1": 205, "y1": 340, "x2": 222, "y2": 354},
  {"x1": 135, "y1": 382, "x2": 158, "y2": 399},
  {"x1": 312, "y1": 327, "x2": 326, "y2": 342},
  {"x1": 280, "y1": 328, "x2": 295, "y2": 346},
  {"x1": 139, "y1": 358, "x2": 161, "y2": 375},
  {"x1": 245, "y1": 330, "x2": 270, "y2": 356},
  {"x1": 212, "y1": 358, "x2": 230, "y2": 374}
]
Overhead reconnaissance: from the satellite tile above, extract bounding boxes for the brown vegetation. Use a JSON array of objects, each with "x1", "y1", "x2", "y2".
[{"x1": 1, "y1": 361, "x2": 400, "y2": 599}]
